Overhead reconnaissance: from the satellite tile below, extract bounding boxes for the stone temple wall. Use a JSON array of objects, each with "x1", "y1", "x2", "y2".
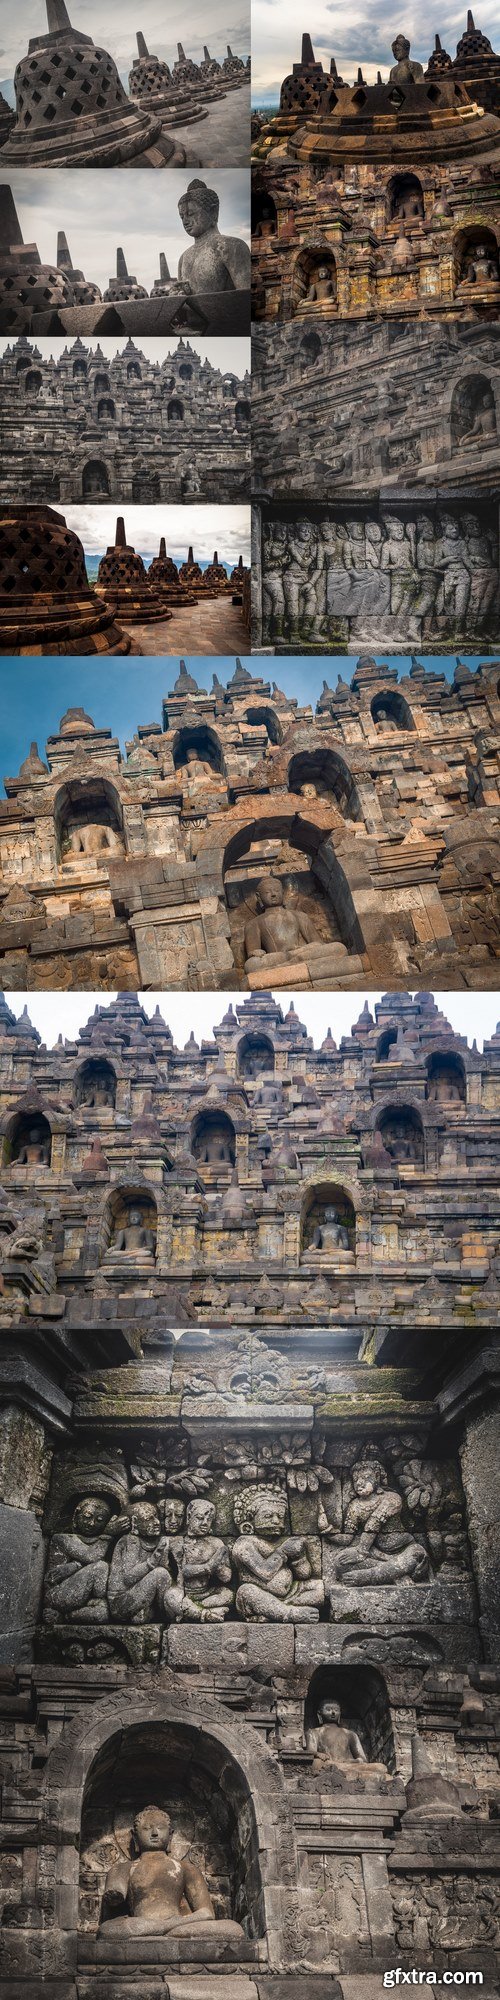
[
  {"x1": 0, "y1": 985, "x2": 499, "y2": 1998},
  {"x1": 0, "y1": 336, "x2": 251, "y2": 505},
  {"x1": 252, "y1": 321, "x2": 500, "y2": 655},
  {"x1": 1, "y1": 656, "x2": 500, "y2": 991}
]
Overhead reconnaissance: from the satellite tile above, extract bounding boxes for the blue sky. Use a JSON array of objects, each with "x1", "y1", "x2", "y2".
[{"x1": 0, "y1": 655, "x2": 486, "y2": 791}]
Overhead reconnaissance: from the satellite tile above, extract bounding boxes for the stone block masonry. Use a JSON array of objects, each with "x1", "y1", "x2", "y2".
[
  {"x1": 0, "y1": 987, "x2": 498, "y2": 1995},
  {"x1": 0, "y1": 654, "x2": 499, "y2": 988}
]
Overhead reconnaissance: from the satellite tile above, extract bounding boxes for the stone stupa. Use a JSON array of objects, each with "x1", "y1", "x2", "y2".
[
  {"x1": 128, "y1": 32, "x2": 207, "y2": 127},
  {"x1": 95, "y1": 517, "x2": 171, "y2": 625},
  {"x1": 146, "y1": 537, "x2": 198, "y2": 605},
  {"x1": 0, "y1": 186, "x2": 76, "y2": 336},
  {"x1": 0, "y1": 505, "x2": 132, "y2": 656},
  {"x1": 1, "y1": 0, "x2": 193, "y2": 167}
]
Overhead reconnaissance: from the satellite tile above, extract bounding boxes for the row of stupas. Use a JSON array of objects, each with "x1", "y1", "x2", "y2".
[
  {"x1": 0, "y1": 1, "x2": 249, "y2": 168},
  {"x1": 0, "y1": 507, "x2": 250, "y2": 655},
  {"x1": 0, "y1": 186, "x2": 251, "y2": 339}
]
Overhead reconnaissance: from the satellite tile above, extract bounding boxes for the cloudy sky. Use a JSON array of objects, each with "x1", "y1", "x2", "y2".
[
  {"x1": 0, "y1": 334, "x2": 251, "y2": 373},
  {"x1": 251, "y1": 0, "x2": 500, "y2": 101},
  {"x1": 0, "y1": 0, "x2": 249, "y2": 98},
  {"x1": 63, "y1": 502, "x2": 250, "y2": 562},
  {"x1": 0, "y1": 655, "x2": 486, "y2": 794},
  {"x1": 6, "y1": 171, "x2": 250, "y2": 296},
  {"x1": 4, "y1": 990, "x2": 499, "y2": 1049}
]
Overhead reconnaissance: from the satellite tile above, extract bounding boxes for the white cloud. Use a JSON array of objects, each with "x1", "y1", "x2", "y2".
[
  {"x1": 0, "y1": 0, "x2": 249, "y2": 85},
  {"x1": 251, "y1": 0, "x2": 499, "y2": 99},
  {"x1": 64, "y1": 502, "x2": 250, "y2": 561}
]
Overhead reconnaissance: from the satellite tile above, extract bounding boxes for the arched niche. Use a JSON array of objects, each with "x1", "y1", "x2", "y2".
[
  {"x1": 253, "y1": 191, "x2": 277, "y2": 239},
  {"x1": 15, "y1": 352, "x2": 32, "y2": 373},
  {"x1": 287, "y1": 747, "x2": 361, "y2": 816},
  {"x1": 300, "y1": 328, "x2": 322, "y2": 368},
  {"x1": 75, "y1": 1058, "x2": 116, "y2": 1110},
  {"x1": 173, "y1": 725, "x2": 224, "y2": 780},
  {"x1": 55, "y1": 779, "x2": 124, "y2": 867},
  {"x1": 426, "y1": 1050, "x2": 465, "y2": 1105},
  {"x1": 292, "y1": 248, "x2": 337, "y2": 313},
  {"x1": 167, "y1": 397, "x2": 184, "y2": 422},
  {"x1": 455, "y1": 225, "x2": 500, "y2": 290},
  {"x1": 300, "y1": 1181, "x2": 356, "y2": 1258},
  {"x1": 191, "y1": 1109, "x2": 236, "y2": 1167},
  {"x1": 132, "y1": 469, "x2": 160, "y2": 502},
  {"x1": 25, "y1": 367, "x2": 42, "y2": 397},
  {"x1": 371, "y1": 689, "x2": 414, "y2": 732},
  {"x1": 235, "y1": 398, "x2": 251, "y2": 431},
  {"x1": 127, "y1": 360, "x2": 141, "y2": 380},
  {"x1": 179, "y1": 360, "x2": 193, "y2": 381},
  {"x1": 3, "y1": 1108, "x2": 52, "y2": 1168},
  {"x1": 387, "y1": 172, "x2": 424, "y2": 224},
  {"x1": 82, "y1": 459, "x2": 110, "y2": 499},
  {"x1": 78, "y1": 1718, "x2": 264, "y2": 1943},
  {"x1": 244, "y1": 703, "x2": 282, "y2": 745},
  {"x1": 100, "y1": 1186, "x2": 158, "y2": 1264},
  {"x1": 222, "y1": 374, "x2": 238, "y2": 399},
  {"x1": 237, "y1": 1032, "x2": 275, "y2": 1080},
  {"x1": 375, "y1": 1027, "x2": 398, "y2": 1062},
  {"x1": 73, "y1": 357, "x2": 87, "y2": 379},
  {"x1": 377, "y1": 1105, "x2": 424, "y2": 1165},
  {"x1": 305, "y1": 1665, "x2": 396, "y2": 1770},
  {"x1": 98, "y1": 397, "x2": 115, "y2": 422},
  {"x1": 222, "y1": 816, "x2": 364, "y2": 973},
  {"x1": 94, "y1": 372, "x2": 111, "y2": 395},
  {"x1": 451, "y1": 373, "x2": 497, "y2": 451}
]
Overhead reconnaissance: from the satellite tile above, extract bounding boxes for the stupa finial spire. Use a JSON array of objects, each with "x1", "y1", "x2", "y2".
[{"x1": 46, "y1": 0, "x2": 73, "y2": 30}]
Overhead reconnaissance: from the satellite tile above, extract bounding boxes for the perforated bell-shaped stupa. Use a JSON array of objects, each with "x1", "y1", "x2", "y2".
[
  {"x1": 95, "y1": 517, "x2": 171, "y2": 625},
  {"x1": 0, "y1": 505, "x2": 132, "y2": 656},
  {"x1": 103, "y1": 251, "x2": 148, "y2": 306},
  {"x1": 147, "y1": 537, "x2": 197, "y2": 604},
  {"x1": 0, "y1": 185, "x2": 76, "y2": 335},
  {"x1": 1, "y1": 0, "x2": 190, "y2": 167}
]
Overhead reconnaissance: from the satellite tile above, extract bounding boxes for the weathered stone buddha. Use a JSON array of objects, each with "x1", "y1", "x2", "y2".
[
  {"x1": 305, "y1": 263, "x2": 335, "y2": 303},
  {"x1": 112, "y1": 1207, "x2": 156, "y2": 1258},
  {"x1": 99, "y1": 1805, "x2": 244, "y2": 1939},
  {"x1": 182, "y1": 745, "x2": 218, "y2": 784},
  {"x1": 65, "y1": 821, "x2": 122, "y2": 858},
  {"x1": 458, "y1": 391, "x2": 497, "y2": 446},
  {"x1": 374, "y1": 703, "x2": 399, "y2": 731},
  {"x1": 389, "y1": 33, "x2": 424, "y2": 82},
  {"x1": 232, "y1": 1485, "x2": 325, "y2": 1621},
  {"x1": 195, "y1": 1123, "x2": 234, "y2": 1165},
  {"x1": 244, "y1": 873, "x2": 319, "y2": 961},
  {"x1": 310, "y1": 1206, "x2": 351, "y2": 1254},
  {"x1": 178, "y1": 181, "x2": 251, "y2": 294},
  {"x1": 305, "y1": 1698, "x2": 368, "y2": 1770},
  {"x1": 462, "y1": 241, "x2": 500, "y2": 287},
  {"x1": 13, "y1": 1124, "x2": 50, "y2": 1166}
]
